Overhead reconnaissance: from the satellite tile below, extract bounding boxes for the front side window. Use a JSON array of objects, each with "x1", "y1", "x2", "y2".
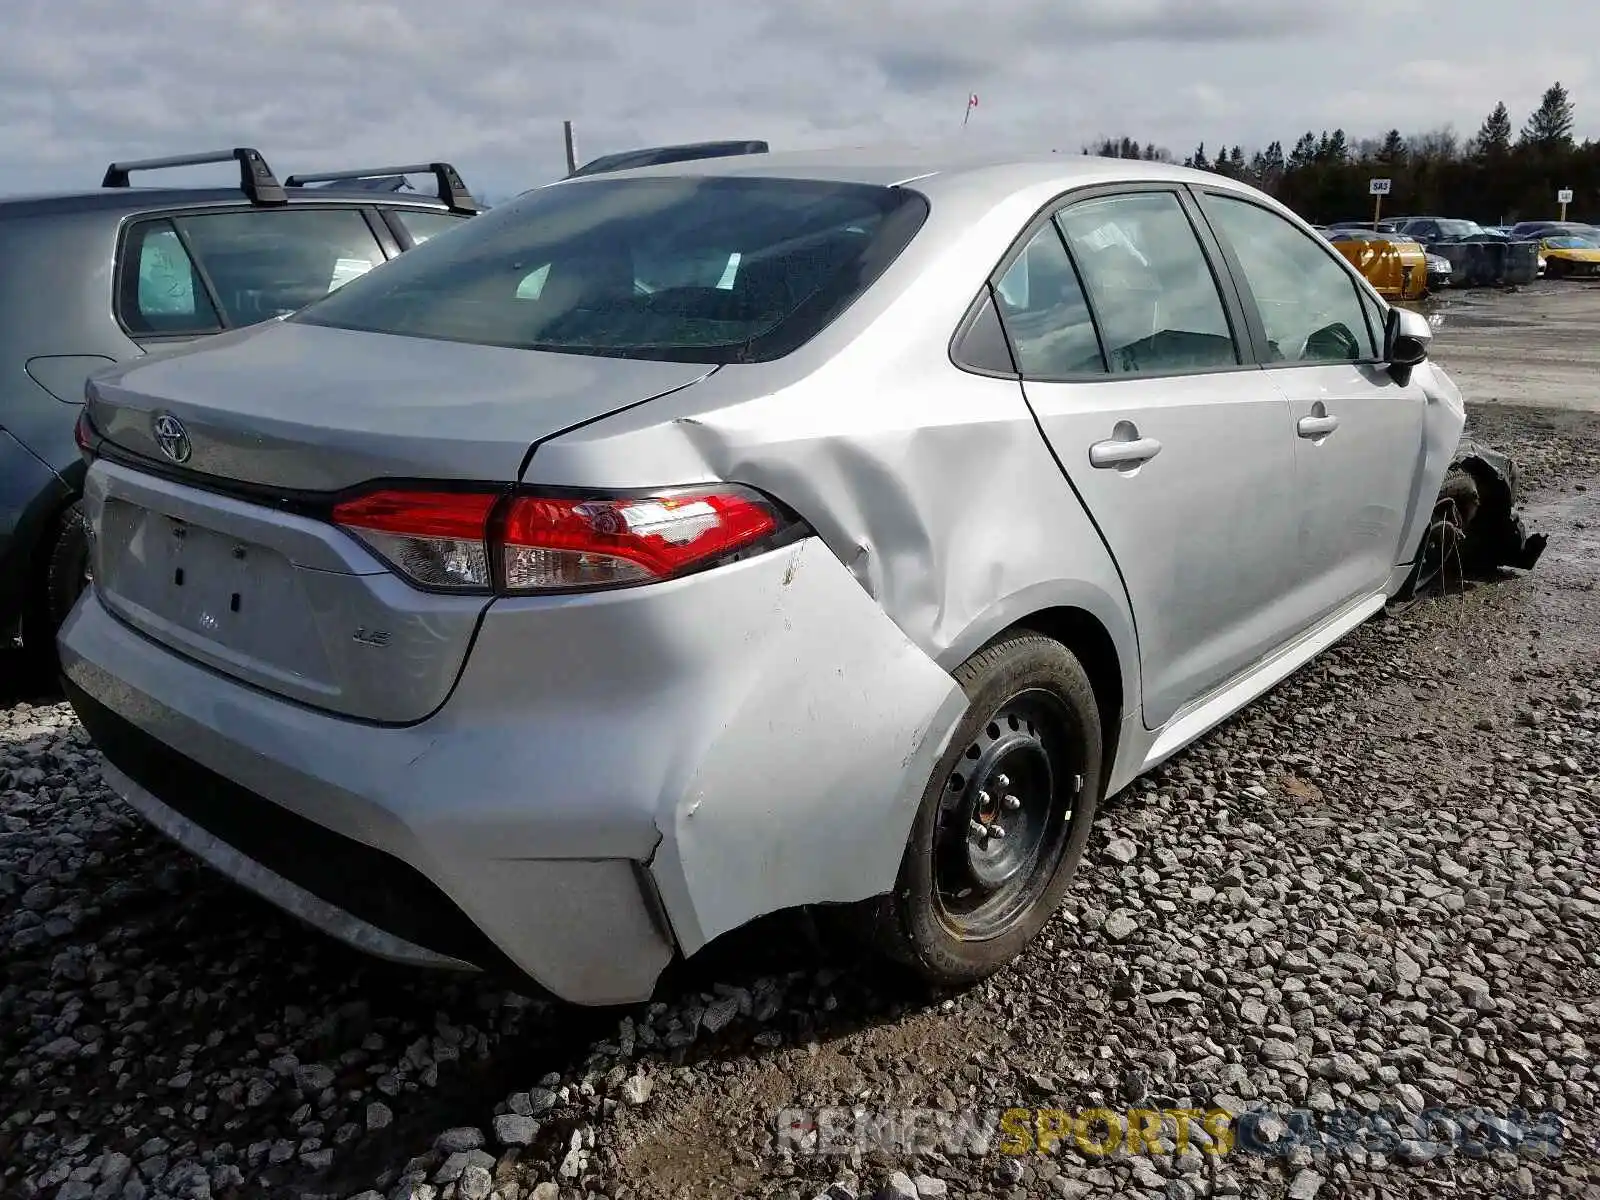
[
  {"x1": 993, "y1": 223, "x2": 1104, "y2": 377},
  {"x1": 175, "y1": 208, "x2": 387, "y2": 326},
  {"x1": 292, "y1": 176, "x2": 929, "y2": 363},
  {"x1": 120, "y1": 220, "x2": 222, "y2": 336},
  {"x1": 1202, "y1": 194, "x2": 1377, "y2": 363},
  {"x1": 1054, "y1": 191, "x2": 1239, "y2": 375}
]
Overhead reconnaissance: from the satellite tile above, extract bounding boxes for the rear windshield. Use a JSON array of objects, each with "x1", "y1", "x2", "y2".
[{"x1": 292, "y1": 176, "x2": 929, "y2": 363}]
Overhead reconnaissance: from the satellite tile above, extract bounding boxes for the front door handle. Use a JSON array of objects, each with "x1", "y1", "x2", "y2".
[
  {"x1": 1089, "y1": 435, "x2": 1163, "y2": 468},
  {"x1": 1297, "y1": 415, "x2": 1340, "y2": 438}
]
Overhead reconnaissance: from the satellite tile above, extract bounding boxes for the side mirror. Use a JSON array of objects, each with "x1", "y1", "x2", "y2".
[{"x1": 1383, "y1": 305, "x2": 1430, "y2": 382}]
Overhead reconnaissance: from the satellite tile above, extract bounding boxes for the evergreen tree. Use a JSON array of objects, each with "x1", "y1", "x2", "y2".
[
  {"x1": 1521, "y1": 82, "x2": 1575, "y2": 149},
  {"x1": 1288, "y1": 133, "x2": 1317, "y2": 170},
  {"x1": 1475, "y1": 102, "x2": 1513, "y2": 157},
  {"x1": 1379, "y1": 129, "x2": 1407, "y2": 165}
]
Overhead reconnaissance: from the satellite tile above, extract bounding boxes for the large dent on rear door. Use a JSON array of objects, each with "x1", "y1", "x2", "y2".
[{"x1": 647, "y1": 538, "x2": 967, "y2": 953}]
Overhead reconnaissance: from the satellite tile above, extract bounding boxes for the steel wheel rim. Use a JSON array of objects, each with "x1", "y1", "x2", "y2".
[{"x1": 932, "y1": 688, "x2": 1081, "y2": 941}]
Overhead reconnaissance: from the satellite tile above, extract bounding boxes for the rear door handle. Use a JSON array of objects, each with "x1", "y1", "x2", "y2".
[
  {"x1": 1089, "y1": 436, "x2": 1163, "y2": 468},
  {"x1": 1297, "y1": 414, "x2": 1341, "y2": 438}
]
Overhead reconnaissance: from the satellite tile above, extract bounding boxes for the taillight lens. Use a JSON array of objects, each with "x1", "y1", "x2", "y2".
[
  {"x1": 332, "y1": 490, "x2": 497, "y2": 590},
  {"x1": 74, "y1": 407, "x2": 95, "y2": 456},
  {"x1": 332, "y1": 485, "x2": 786, "y2": 593},
  {"x1": 500, "y1": 488, "x2": 780, "y2": 591}
]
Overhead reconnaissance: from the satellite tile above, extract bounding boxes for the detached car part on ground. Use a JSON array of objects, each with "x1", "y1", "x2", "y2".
[
  {"x1": 1405, "y1": 440, "x2": 1549, "y2": 597},
  {"x1": 66, "y1": 150, "x2": 1485, "y2": 1005},
  {"x1": 0, "y1": 148, "x2": 479, "y2": 666}
]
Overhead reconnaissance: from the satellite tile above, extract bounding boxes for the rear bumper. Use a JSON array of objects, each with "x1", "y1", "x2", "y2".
[
  {"x1": 60, "y1": 535, "x2": 964, "y2": 1005},
  {"x1": 61, "y1": 590, "x2": 679, "y2": 1005}
]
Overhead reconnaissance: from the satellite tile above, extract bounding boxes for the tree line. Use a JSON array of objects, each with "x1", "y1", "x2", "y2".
[{"x1": 1085, "y1": 83, "x2": 1595, "y2": 226}]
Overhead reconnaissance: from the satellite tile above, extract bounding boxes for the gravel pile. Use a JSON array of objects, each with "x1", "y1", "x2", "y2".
[{"x1": 3, "y1": 403, "x2": 1597, "y2": 1200}]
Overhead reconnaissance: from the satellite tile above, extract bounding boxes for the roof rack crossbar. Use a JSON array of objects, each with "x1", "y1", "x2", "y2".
[
  {"x1": 100, "y1": 147, "x2": 287, "y2": 205},
  {"x1": 283, "y1": 163, "x2": 479, "y2": 214}
]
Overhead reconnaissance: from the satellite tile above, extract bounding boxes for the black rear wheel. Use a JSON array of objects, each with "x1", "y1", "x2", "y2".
[
  {"x1": 871, "y1": 634, "x2": 1103, "y2": 984},
  {"x1": 19, "y1": 500, "x2": 91, "y2": 667}
]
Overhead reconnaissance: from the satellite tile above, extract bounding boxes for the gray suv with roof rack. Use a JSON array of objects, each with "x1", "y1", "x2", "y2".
[{"x1": 1, "y1": 147, "x2": 479, "y2": 665}]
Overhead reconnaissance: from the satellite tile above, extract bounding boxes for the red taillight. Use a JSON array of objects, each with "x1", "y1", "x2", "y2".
[
  {"x1": 332, "y1": 490, "x2": 498, "y2": 590},
  {"x1": 500, "y1": 489, "x2": 780, "y2": 591},
  {"x1": 74, "y1": 408, "x2": 95, "y2": 455},
  {"x1": 332, "y1": 485, "x2": 785, "y2": 593}
]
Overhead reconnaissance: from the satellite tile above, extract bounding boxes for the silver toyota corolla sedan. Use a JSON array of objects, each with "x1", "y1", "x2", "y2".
[{"x1": 61, "y1": 148, "x2": 1464, "y2": 1005}]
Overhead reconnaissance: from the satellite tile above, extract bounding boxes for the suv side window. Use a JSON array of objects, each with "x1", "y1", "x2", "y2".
[
  {"x1": 392, "y1": 209, "x2": 471, "y2": 246},
  {"x1": 993, "y1": 223, "x2": 1105, "y2": 377},
  {"x1": 1054, "y1": 191, "x2": 1240, "y2": 375},
  {"x1": 1201, "y1": 193, "x2": 1378, "y2": 362},
  {"x1": 174, "y1": 208, "x2": 388, "y2": 326},
  {"x1": 121, "y1": 220, "x2": 223, "y2": 336}
]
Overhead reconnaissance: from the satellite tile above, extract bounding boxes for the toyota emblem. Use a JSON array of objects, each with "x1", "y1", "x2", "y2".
[{"x1": 151, "y1": 412, "x2": 192, "y2": 463}]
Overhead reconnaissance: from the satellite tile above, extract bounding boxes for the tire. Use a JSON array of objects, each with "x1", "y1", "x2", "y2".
[
  {"x1": 20, "y1": 500, "x2": 91, "y2": 665},
  {"x1": 1395, "y1": 466, "x2": 1478, "y2": 600},
  {"x1": 869, "y1": 633, "x2": 1104, "y2": 985}
]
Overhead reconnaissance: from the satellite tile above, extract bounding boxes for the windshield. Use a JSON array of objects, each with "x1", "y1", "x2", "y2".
[
  {"x1": 1434, "y1": 219, "x2": 1486, "y2": 238},
  {"x1": 293, "y1": 176, "x2": 928, "y2": 363},
  {"x1": 1545, "y1": 236, "x2": 1599, "y2": 249}
]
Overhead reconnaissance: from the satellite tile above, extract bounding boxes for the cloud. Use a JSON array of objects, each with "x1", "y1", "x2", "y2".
[{"x1": 0, "y1": 0, "x2": 1594, "y2": 200}]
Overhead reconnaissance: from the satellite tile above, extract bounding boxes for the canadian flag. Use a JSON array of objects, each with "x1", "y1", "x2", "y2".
[{"x1": 968, "y1": 93, "x2": 979, "y2": 109}]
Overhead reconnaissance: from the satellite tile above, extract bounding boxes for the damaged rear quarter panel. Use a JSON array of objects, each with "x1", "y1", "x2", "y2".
[
  {"x1": 525, "y1": 191, "x2": 1140, "y2": 946},
  {"x1": 647, "y1": 538, "x2": 969, "y2": 952}
]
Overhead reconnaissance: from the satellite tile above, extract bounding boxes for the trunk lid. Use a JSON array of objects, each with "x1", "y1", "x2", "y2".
[
  {"x1": 81, "y1": 322, "x2": 714, "y2": 722},
  {"x1": 86, "y1": 319, "x2": 715, "y2": 492}
]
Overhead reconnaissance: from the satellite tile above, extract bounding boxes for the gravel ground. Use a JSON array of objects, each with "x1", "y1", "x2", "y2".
[{"x1": 3, "y1": 402, "x2": 1598, "y2": 1200}]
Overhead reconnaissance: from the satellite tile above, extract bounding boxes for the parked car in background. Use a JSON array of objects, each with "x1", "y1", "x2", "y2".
[
  {"x1": 569, "y1": 139, "x2": 768, "y2": 178},
  {"x1": 0, "y1": 149, "x2": 478, "y2": 664},
  {"x1": 1508, "y1": 220, "x2": 1596, "y2": 240},
  {"x1": 62, "y1": 148, "x2": 1462, "y2": 1005},
  {"x1": 1389, "y1": 216, "x2": 1509, "y2": 244},
  {"x1": 1383, "y1": 218, "x2": 1542, "y2": 287},
  {"x1": 1535, "y1": 231, "x2": 1600, "y2": 278},
  {"x1": 1324, "y1": 227, "x2": 1430, "y2": 298}
]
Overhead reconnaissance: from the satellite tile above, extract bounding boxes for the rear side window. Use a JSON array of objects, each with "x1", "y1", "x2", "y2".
[
  {"x1": 120, "y1": 220, "x2": 223, "y2": 336},
  {"x1": 176, "y1": 208, "x2": 387, "y2": 326},
  {"x1": 291, "y1": 176, "x2": 930, "y2": 364},
  {"x1": 392, "y1": 209, "x2": 470, "y2": 245},
  {"x1": 994, "y1": 224, "x2": 1105, "y2": 377}
]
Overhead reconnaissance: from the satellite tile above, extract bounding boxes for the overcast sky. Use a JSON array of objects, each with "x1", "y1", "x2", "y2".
[{"x1": 4, "y1": 0, "x2": 1596, "y2": 201}]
